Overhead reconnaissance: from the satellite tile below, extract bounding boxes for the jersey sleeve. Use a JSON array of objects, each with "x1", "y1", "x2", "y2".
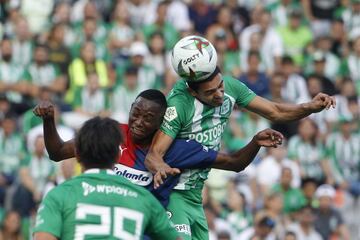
[
  {"x1": 160, "y1": 92, "x2": 188, "y2": 139},
  {"x1": 33, "y1": 188, "x2": 63, "y2": 238},
  {"x1": 146, "y1": 195, "x2": 179, "y2": 240},
  {"x1": 224, "y1": 76, "x2": 256, "y2": 107},
  {"x1": 164, "y1": 139, "x2": 218, "y2": 169}
]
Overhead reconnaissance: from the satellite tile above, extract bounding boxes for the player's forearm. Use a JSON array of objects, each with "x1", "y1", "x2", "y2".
[
  {"x1": 43, "y1": 117, "x2": 75, "y2": 161},
  {"x1": 145, "y1": 131, "x2": 173, "y2": 173},
  {"x1": 213, "y1": 137, "x2": 260, "y2": 172},
  {"x1": 271, "y1": 102, "x2": 313, "y2": 122}
]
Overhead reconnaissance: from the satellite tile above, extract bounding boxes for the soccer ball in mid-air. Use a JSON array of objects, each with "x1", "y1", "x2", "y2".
[{"x1": 171, "y1": 35, "x2": 217, "y2": 82}]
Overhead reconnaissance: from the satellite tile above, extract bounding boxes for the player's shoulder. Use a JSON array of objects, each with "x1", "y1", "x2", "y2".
[{"x1": 167, "y1": 79, "x2": 193, "y2": 104}]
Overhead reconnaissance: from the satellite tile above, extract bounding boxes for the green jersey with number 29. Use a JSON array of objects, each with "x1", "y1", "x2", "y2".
[
  {"x1": 33, "y1": 169, "x2": 178, "y2": 240},
  {"x1": 161, "y1": 76, "x2": 256, "y2": 190}
]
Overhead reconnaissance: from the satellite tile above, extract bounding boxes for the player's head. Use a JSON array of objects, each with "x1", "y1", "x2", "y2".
[
  {"x1": 129, "y1": 89, "x2": 167, "y2": 144},
  {"x1": 75, "y1": 117, "x2": 123, "y2": 170},
  {"x1": 186, "y1": 66, "x2": 225, "y2": 107}
]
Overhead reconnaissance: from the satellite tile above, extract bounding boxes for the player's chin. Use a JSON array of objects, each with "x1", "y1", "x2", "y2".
[{"x1": 211, "y1": 100, "x2": 223, "y2": 107}]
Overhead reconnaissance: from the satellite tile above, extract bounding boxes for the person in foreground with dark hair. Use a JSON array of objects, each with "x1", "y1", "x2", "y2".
[
  {"x1": 33, "y1": 89, "x2": 283, "y2": 207},
  {"x1": 32, "y1": 117, "x2": 180, "y2": 240}
]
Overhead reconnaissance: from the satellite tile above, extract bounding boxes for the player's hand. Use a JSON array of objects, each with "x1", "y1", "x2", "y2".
[
  {"x1": 254, "y1": 129, "x2": 283, "y2": 148},
  {"x1": 33, "y1": 101, "x2": 55, "y2": 120},
  {"x1": 152, "y1": 162, "x2": 180, "y2": 189},
  {"x1": 309, "y1": 93, "x2": 336, "y2": 113}
]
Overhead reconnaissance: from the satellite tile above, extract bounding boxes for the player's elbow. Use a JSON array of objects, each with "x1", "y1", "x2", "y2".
[{"x1": 48, "y1": 153, "x2": 64, "y2": 162}]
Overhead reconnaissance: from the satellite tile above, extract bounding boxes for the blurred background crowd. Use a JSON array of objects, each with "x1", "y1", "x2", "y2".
[{"x1": 0, "y1": 0, "x2": 359, "y2": 239}]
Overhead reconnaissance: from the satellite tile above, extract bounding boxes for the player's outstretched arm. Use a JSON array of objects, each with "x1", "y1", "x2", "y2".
[
  {"x1": 145, "y1": 130, "x2": 180, "y2": 189},
  {"x1": 33, "y1": 101, "x2": 75, "y2": 161},
  {"x1": 246, "y1": 93, "x2": 336, "y2": 122},
  {"x1": 212, "y1": 129, "x2": 283, "y2": 172}
]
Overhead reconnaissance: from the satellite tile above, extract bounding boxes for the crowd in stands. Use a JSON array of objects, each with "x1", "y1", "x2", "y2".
[{"x1": 0, "y1": 0, "x2": 359, "y2": 239}]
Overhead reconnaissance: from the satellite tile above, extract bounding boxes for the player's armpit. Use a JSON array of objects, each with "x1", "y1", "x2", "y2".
[{"x1": 33, "y1": 232, "x2": 58, "y2": 240}]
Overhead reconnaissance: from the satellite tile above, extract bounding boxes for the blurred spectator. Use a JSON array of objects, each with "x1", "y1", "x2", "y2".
[
  {"x1": 206, "y1": 5, "x2": 237, "y2": 50},
  {"x1": 227, "y1": 1, "x2": 251, "y2": 34},
  {"x1": 116, "y1": 41, "x2": 158, "y2": 90},
  {"x1": 340, "y1": 36, "x2": 360, "y2": 95},
  {"x1": 287, "y1": 118, "x2": 331, "y2": 182},
  {"x1": 257, "y1": 145, "x2": 300, "y2": 194},
  {"x1": 280, "y1": 56, "x2": 310, "y2": 104},
  {"x1": 144, "y1": 32, "x2": 170, "y2": 83},
  {"x1": 271, "y1": 167, "x2": 306, "y2": 214},
  {"x1": 47, "y1": 23, "x2": 71, "y2": 76},
  {"x1": 301, "y1": 178, "x2": 319, "y2": 207},
  {"x1": 305, "y1": 37, "x2": 341, "y2": 85},
  {"x1": 302, "y1": 0, "x2": 340, "y2": 37},
  {"x1": 11, "y1": 17, "x2": 33, "y2": 67},
  {"x1": 71, "y1": 17, "x2": 108, "y2": 60},
  {"x1": 67, "y1": 41, "x2": 110, "y2": 103},
  {"x1": 240, "y1": 10, "x2": 284, "y2": 74},
  {"x1": 19, "y1": 0, "x2": 54, "y2": 34},
  {"x1": 189, "y1": 0, "x2": 218, "y2": 35},
  {"x1": 287, "y1": 205, "x2": 322, "y2": 240},
  {"x1": 13, "y1": 135, "x2": 55, "y2": 217},
  {"x1": 142, "y1": 1, "x2": 179, "y2": 51},
  {"x1": 263, "y1": 192, "x2": 290, "y2": 239},
  {"x1": 0, "y1": 113, "x2": 26, "y2": 182},
  {"x1": 111, "y1": 66, "x2": 142, "y2": 123},
  {"x1": 277, "y1": 9, "x2": 313, "y2": 67},
  {"x1": 325, "y1": 116, "x2": 360, "y2": 197},
  {"x1": 225, "y1": 186, "x2": 252, "y2": 236},
  {"x1": 0, "y1": 210, "x2": 23, "y2": 240},
  {"x1": 23, "y1": 44, "x2": 66, "y2": 98},
  {"x1": 223, "y1": 110, "x2": 270, "y2": 152},
  {"x1": 314, "y1": 184, "x2": 351, "y2": 240},
  {"x1": 267, "y1": 0, "x2": 302, "y2": 27},
  {"x1": 239, "y1": 50, "x2": 270, "y2": 98},
  {"x1": 166, "y1": 0, "x2": 192, "y2": 33},
  {"x1": 330, "y1": 19, "x2": 348, "y2": 57},
  {"x1": 62, "y1": 73, "x2": 108, "y2": 129},
  {"x1": 236, "y1": 212, "x2": 276, "y2": 240},
  {"x1": 108, "y1": 1, "x2": 135, "y2": 67},
  {"x1": 0, "y1": 38, "x2": 27, "y2": 105},
  {"x1": 269, "y1": 71, "x2": 285, "y2": 102},
  {"x1": 127, "y1": 0, "x2": 157, "y2": 31},
  {"x1": 340, "y1": 0, "x2": 360, "y2": 33},
  {"x1": 212, "y1": 29, "x2": 241, "y2": 77}
]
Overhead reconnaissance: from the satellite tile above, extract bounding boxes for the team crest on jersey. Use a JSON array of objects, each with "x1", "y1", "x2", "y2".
[
  {"x1": 164, "y1": 106, "x2": 178, "y2": 122},
  {"x1": 220, "y1": 98, "x2": 230, "y2": 115},
  {"x1": 166, "y1": 211, "x2": 173, "y2": 219}
]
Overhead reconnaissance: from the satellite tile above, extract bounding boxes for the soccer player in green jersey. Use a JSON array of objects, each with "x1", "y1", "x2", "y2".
[
  {"x1": 33, "y1": 117, "x2": 180, "y2": 240},
  {"x1": 144, "y1": 36, "x2": 336, "y2": 240}
]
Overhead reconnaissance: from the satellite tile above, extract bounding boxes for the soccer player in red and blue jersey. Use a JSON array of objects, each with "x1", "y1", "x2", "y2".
[{"x1": 33, "y1": 89, "x2": 282, "y2": 206}]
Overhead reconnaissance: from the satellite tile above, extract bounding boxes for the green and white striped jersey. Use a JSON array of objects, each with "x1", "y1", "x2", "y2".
[
  {"x1": 325, "y1": 132, "x2": 360, "y2": 182},
  {"x1": 160, "y1": 76, "x2": 256, "y2": 190},
  {"x1": 288, "y1": 135, "x2": 326, "y2": 179}
]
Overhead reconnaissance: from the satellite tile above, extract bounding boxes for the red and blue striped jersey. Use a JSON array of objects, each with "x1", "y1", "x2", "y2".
[{"x1": 114, "y1": 124, "x2": 217, "y2": 206}]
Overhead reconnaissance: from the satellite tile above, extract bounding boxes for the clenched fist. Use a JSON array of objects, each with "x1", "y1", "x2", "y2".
[{"x1": 33, "y1": 101, "x2": 55, "y2": 120}]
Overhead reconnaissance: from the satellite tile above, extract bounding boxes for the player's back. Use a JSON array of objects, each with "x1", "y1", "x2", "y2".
[{"x1": 34, "y1": 169, "x2": 177, "y2": 240}]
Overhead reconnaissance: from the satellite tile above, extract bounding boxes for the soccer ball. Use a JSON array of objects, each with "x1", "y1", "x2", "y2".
[{"x1": 171, "y1": 35, "x2": 217, "y2": 82}]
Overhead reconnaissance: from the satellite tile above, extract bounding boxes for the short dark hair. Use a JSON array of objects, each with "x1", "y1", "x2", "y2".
[
  {"x1": 282, "y1": 55, "x2": 294, "y2": 65},
  {"x1": 187, "y1": 66, "x2": 221, "y2": 92},
  {"x1": 136, "y1": 89, "x2": 167, "y2": 113},
  {"x1": 301, "y1": 177, "x2": 319, "y2": 188},
  {"x1": 75, "y1": 117, "x2": 123, "y2": 169}
]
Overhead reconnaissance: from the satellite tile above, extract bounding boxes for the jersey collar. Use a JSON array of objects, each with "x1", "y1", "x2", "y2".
[{"x1": 84, "y1": 168, "x2": 116, "y2": 175}]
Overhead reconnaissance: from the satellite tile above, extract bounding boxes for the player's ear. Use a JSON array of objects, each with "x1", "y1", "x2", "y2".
[{"x1": 187, "y1": 87, "x2": 197, "y2": 97}]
